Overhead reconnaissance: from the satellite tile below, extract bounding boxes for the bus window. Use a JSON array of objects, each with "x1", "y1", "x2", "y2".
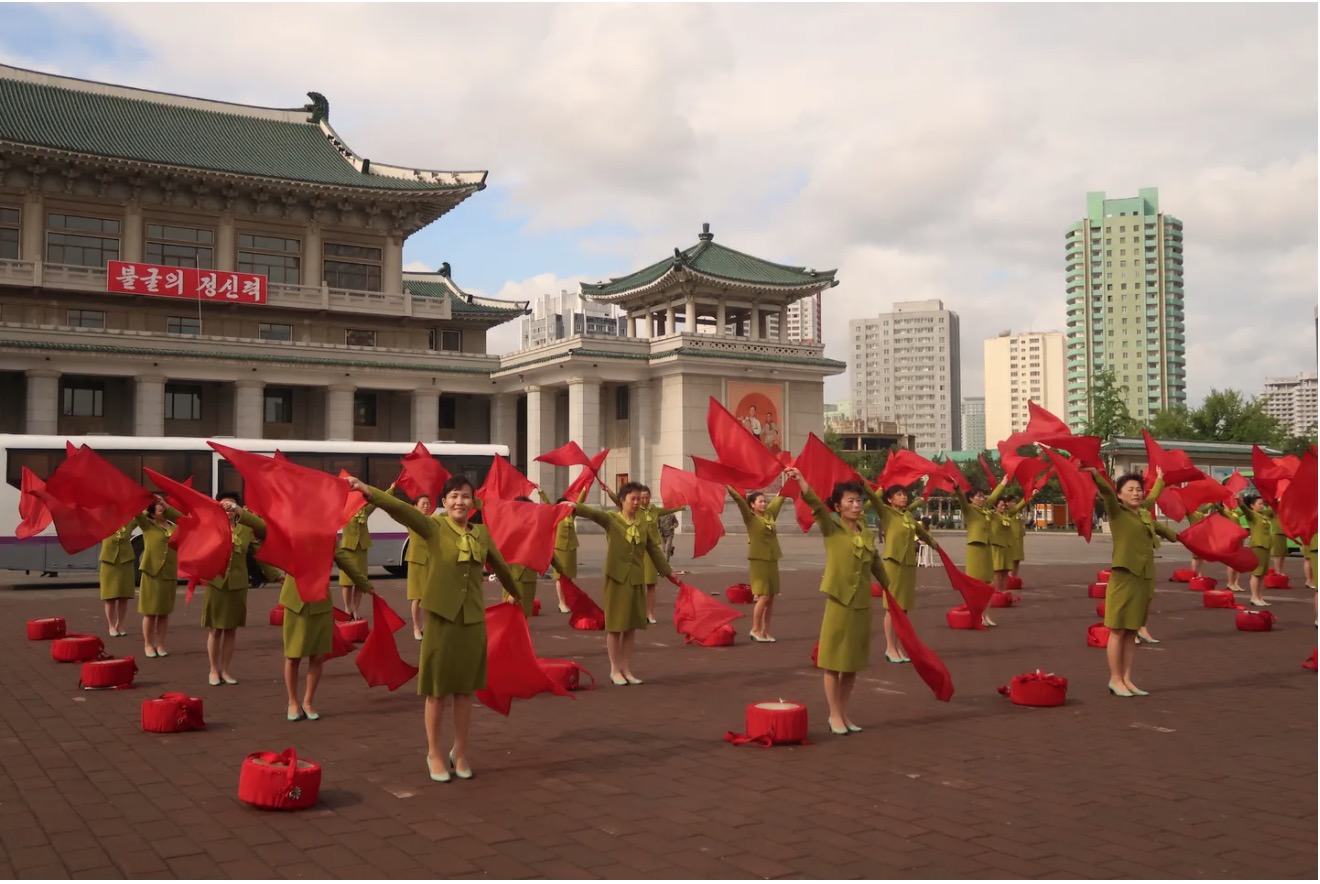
[
  {"x1": 366, "y1": 456, "x2": 401, "y2": 491},
  {"x1": 140, "y1": 451, "x2": 214, "y2": 495},
  {"x1": 326, "y1": 454, "x2": 365, "y2": 480},
  {"x1": 5, "y1": 449, "x2": 64, "y2": 489},
  {"x1": 217, "y1": 463, "x2": 243, "y2": 499}
]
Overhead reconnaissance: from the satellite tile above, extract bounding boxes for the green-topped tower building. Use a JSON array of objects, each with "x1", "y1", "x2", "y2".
[{"x1": 1064, "y1": 188, "x2": 1186, "y2": 430}]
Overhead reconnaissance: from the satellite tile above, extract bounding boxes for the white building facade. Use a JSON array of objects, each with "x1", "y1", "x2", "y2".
[
  {"x1": 1261, "y1": 372, "x2": 1318, "y2": 437},
  {"x1": 520, "y1": 289, "x2": 625, "y2": 350},
  {"x1": 961, "y1": 396, "x2": 985, "y2": 452},
  {"x1": 984, "y1": 331, "x2": 1066, "y2": 444}
]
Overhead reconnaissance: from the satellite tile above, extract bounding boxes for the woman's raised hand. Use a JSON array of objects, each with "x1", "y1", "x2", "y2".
[
  {"x1": 346, "y1": 476, "x2": 368, "y2": 494},
  {"x1": 784, "y1": 467, "x2": 803, "y2": 482}
]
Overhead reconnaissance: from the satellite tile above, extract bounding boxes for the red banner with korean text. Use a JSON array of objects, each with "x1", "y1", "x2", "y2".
[{"x1": 106, "y1": 261, "x2": 267, "y2": 305}]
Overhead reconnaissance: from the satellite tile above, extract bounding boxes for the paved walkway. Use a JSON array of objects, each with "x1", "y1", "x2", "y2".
[{"x1": 0, "y1": 544, "x2": 1315, "y2": 878}]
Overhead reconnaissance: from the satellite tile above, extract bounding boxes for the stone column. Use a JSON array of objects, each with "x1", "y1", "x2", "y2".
[
  {"x1": 779, "y1": 306, "x2": 788, "y2": 342},
  {"x1": 24, "y1": 369, "x2": 59, "y2": 435},
  {"x1": 122, "y1": 203, "x2": 143, "y2": 263},
  {"x1": 134, "y1": 376, "x2": 165, "y2": 436},
  {"x1": 750, "y1": 305, "x2": 760, "y2": 341},
  {"x1": 234, "y1": 379, "x2": 264, "y2": 439},
  {"x1": 489, "y1": 392, "x2": 517, "y2": 450},
  {"x1": 685, "y1": 293, "x2": 697, "y2": 333},
  {"x1": 22, "y1": 192, "x2": 43, "y2": 266},
  {"x1": 411, "y1": 389, "x2": 438, "y2": 441},
  {"x1": 567, "y1": 377, "x2": 602, "y2": 488},
  {"x1": 303, "y1": 225, "x2": 322, "y2": 287},
  {"x1": 215, "y1": 213, "x2": 236, "y2": 271},
  {"x1": 383, "y1": 234, "x2": 403, "y2": 295},
  {"x1": 525, "y1": 385, "x2": 556, "y2": 490},
  {"x1": 664, "y1": 303, "x2": 675, "y2": 337},
  {"x1": 630, "y1": 381, "x2": 654, "y2": 486},
  {"x1": 325, "y1": 384, "x2": 355, "y2": 441},
  {"x1": 716, "y1": 299, "x2": 727, "y2": 336}
]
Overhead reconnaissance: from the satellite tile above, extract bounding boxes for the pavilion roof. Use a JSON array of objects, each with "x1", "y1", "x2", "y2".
[{"x1": 404, "y1": 266, "x2": 529, "y2": 320}]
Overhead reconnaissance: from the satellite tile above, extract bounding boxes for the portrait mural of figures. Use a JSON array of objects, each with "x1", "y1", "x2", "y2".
[{"x1": 727, "y1": 381, "x2": 785, "y2": 455}]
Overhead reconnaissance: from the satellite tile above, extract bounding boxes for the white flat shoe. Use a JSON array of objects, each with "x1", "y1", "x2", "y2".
[{"x1": 1251, "y1": 599, "x2": 1272, "y2": 607}]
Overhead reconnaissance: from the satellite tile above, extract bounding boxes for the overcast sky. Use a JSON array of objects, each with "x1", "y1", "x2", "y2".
[{"x1": 3, "y1": 3, "x2": 1315, "y2": 406}]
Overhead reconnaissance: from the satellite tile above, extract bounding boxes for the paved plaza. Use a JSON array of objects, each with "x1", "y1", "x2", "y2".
[{"x1": 0, "y1": 532, "x2": 1315, "y2": 879}]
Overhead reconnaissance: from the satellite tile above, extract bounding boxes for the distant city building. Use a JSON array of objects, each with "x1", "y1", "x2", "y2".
[
  {"x1": 984, "y1": 331, "x2": 1066, "y2": 443},
  {"x1": 826, "y1": 416, "x2": 915, "y2": 453},
  {"x1": 824, "y1": 400, "x2": 852, "y2": 425},
  {"x1": 1261, "y1": 372, "x2": 1318, "y2": 436},
  {"x1": 961, "y1": 396, "x2": 986, "y2": 451},
  {"x1": 849, "y1": 299, "x2": 961, "y2": 451},
  {"x1": 1064, "y1": 187, "x2": 1186, "y2": 430},
  {"x1": 521, "y1": 289, "x2": 625, "y2": 349}
]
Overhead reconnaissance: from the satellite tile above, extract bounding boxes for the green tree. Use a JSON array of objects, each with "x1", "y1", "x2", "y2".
[
  {"x1": 1186, "y1": 389, "x2": 1285, "y2": 447},
  {"x1": 1082, "y1": 369, "x2": 1138, "y2": 460},
  {"x1": 1145, "y1": 406, "x2": 1196, "y2": 440}
]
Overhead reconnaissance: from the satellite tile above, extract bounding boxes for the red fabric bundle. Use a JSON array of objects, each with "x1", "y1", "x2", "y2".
[
  {"x1": 475, "y1": 603, "x2": 573, "y2": 716},
  {"x1": 397, "y1": 442, "x2": 451, "y2": 502},
  {"x1": 15, "y1": 466, "x2": 53, "y2": 539},
  {"x1": 997, "y1": 431, "x2": 1034, "y2": 480},
  {"x1": 1189, "y1": 576, "x2": 1217, "y2": 591},
  {"x1": 26, "y1": 618, "x2": 66, "y2": 640},
  {"x1": 482, "y1": 498, "x2": 573, "y2": 572},
  {"x1": 269, "y1": 606, "x2": 285, "y2": 626},
  {"x1": 990, "y1": 591, "x2": 1020, "y2": 608},
  {"x1": 79, "y1": 657, "x2": 137, "y2": 690},
  {"x1": 325, "y1": 622, "x2": 356, "y2": 660},
  {"x1": 1086, "y1": 623, "x2": 1110, "y2": 647},
  {"x1": 879, "y1": 585, "x2": 953, "y2": 701},
  {"x1": 1042, "y1": 448, "x2": 1097, "y2": 541},
  {"x1": 538, "y1": 658, "x2": 595, "y2": 691},
  {"x1": 659, "y1": 465, "x2": 725, "y2": 557},
  {"x1": 675, "y1": 582, "x2": 744, "y2": 644},
  {"x1": 779, "y1": 432, "x2": 859, "y2": 532},
  {"x1": 1095, "y1": 600, "x2": 1106, "y2": 618},
  {"x1": 936, "y1": 547, "x2": 993, "y2": 626},
  {"x1": 997, "y1": 670, "x2": 1068, "y2": 707},
  {"x1": 870, "y1": 582, "x2": 884, "y2": 598},
  {"x1": 144, "y1": 468, "x2": 232, "y2": 603},
  {"x1": 237, "y1": 748, "x2": 321, "y2": 811},
  {"x1": 338, "y1": 619, "x2": 369, "y2": 643},
  {"x1": 1006, "y1": 575, "x2": 1024, "y2": 591},
  {"x1": 1202, "y1": 589, "x2": 1241, "y2": 609},
  {"x1": 1088, "y1": 583, "x2": 1107, "y2": 599},
  {"x1": 1263, "y1": 571, "x2": 1291, "y2": 589},
  {"x1": 693, "y1": 624, "x2": 737, "y2": 647},
  {"x1": 725, "y1": 584, "x2": 754, "y2": 604},
  {"x1": 476, "y1": 454, "x2": 536, "y2": 503},
  {"x1": 723, "y1": 701, "x2": 810, "y2": 747},
  {"x1": 559, "y1": 577, "x2": 606, "y2": 630},
  {"x1": 1235, "y1": 610, "x2": 1276, "y2": 631},
  {"x1": 141, "y1": 692, "x2": 205, "y2": 733},
  {"x1": 923, "y1": 458, "x2": 971, "y2": 497},
  {"x1": 51, "y1": 634, "x2": 104, "y2": 663},
  {"x1": 33, "y1": 443, "x2": 155, "y2": 554},
  {"x1": 354, "y1": 593, "x2": 417, "y2": 691},
  {"x1": 946, "y1": 606, "x2": 977, "y2": 630},
  {"x1": 1170, "y1": 568, "x2": 1195, "y2": 583},
  {"x1": 1097, "y1": 569, "x2": 1111, "y2": 583},
  {"x1": 1178, "y1": 514, "x2": 1258, "y2": 573}
]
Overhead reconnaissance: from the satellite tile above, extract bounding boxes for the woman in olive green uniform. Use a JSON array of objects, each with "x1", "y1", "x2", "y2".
[
  {"x1": 338, "y1": 498, "x2": 377, "y2": 621},
  {"x1": 728, "y1": 486, "x2": 787, "y2": 642},
  {"x1": 136, "y1": 498, "x2": 183, "y2": 657},
  {"x1": 1235, "y1": 494, "x2": 1274, "y2": 607},
  {"x1": 500, "y1": 496, "x2": 567, "y2": 617},
  {"x1": 1268, "y1": 510, "x2": 1290, "y2": 581},
  {"x1": 1091, "y1": 468, "x2": 1177, "y2": 697},
  {"x1": 787, "y1": 468, "x2": 888, "y2": 736},
  {"x1": 864, "y1": 484, "x2": 938, "y2": 663},
  {"x1": 99, "y1": 520, "x2": 137, "y2": 638},
  {"x1": 953, "y1": 478, "x2": 1007, "y2": 627},
  {"x1": 206, "y1": 493, "x2": 266, "y2": 686},
  {"x1": 538, "y1": 487, "x2": 588, "y2": 613},
  {"x1": 350, "y1": 474, "x2": 521, "y2": 783},
  {"x1": 1008, "y1": 493, "x2": 1028, "y2": 580},
  {"x1": 575, "y1": 482, "x2": 674, "y2": 686},
  {"x1": 608, "y1": 486, "x2": 684, "y2": 624},
  {"x1": 405, "y1": 495, "x2": 434, "y2": 641},
  {"x1": 990, "y1": 496, "x2": 1028, "y2": 592}
]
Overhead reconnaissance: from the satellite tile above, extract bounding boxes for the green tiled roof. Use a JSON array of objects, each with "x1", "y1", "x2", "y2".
[
  {"x1": 582, "y1": 227, "x2": 838, "y2": 298},
  {"x1": 495, "y1": 345, "x2": 845, "y2": 374},
  {"x1": 404, "y1": 271, "x2": 529, "y2": 317},
  {"x1": 0, "y1": 65, "x2": 485, "y2": 193}
]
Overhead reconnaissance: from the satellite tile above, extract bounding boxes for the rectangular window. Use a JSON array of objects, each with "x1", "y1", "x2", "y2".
[
  {"x1": 66, "y1": 309, "x2": 106, "y2": 329},
  {"x1": 47, "y1": 213, "x2": 120, "y2": 267},
  {"x1": 62, "y1": 379, "x2": 104, "y2": 416},
  {"x1": 439, "y1": 396, "x2": 457, "y2": 430},
  {"x1": 164, "y1": 384, "x2": 202, "y2": 421},
  {"x1": 264, "y1": 388, "x2": 293, "y2": 424},
  {"x1": 440, "y1": 329, "x2": 461, "y2": 351},
  {"x1": 237, "y1": 233, "x2": 300, "y2": 284},
  {"x1": 0, "y1": 206, "x2": 18, "y2": 260},
  {"x1": 323, "y1": 242, "x2": 383, "y2": 292},
  {"x1": 345, "y1": 329, "x2": 376, "y2": 347},
  {"x1": 259, "y1": 322, "x2": 293, "y2": 342},
  {"x1": 353, "y1": 392, "x2": 377, "y2": 427},
  {"x1": 145, "y1": 223, "x2": 214, "y2": 268},
  {"x1": 616, "y1": 385, "x2": 630, "y2": 420},
  {"x1": 166, "y1": 316, "x2": 202, "y2": 336}
]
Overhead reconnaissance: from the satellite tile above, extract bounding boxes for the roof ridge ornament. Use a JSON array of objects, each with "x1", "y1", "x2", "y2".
[
  {"x1": 303, "y1": 91, "x2": 329, "y2": 124},
  {"x1": 439, "y1": 262, "x2": 451, "y2": 278},
  {"x1": 698, "y1": 222, "x2": 714, "y2": 242}
]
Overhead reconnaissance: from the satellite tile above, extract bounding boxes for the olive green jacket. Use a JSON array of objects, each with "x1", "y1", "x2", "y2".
[
  {"x1": 575, "y1": 503, "x2": 673, "y2": 586},
  {"x1": 729, "y1": 488, "x2": 785, "y2": 562},
  {"x1": 801, "y1": 484, "x2": 886, "y2": 610},
  {"x1": 863, "y1": 487, "x2": 936, "y2": 566},
  {"x1": 100, "y1": 523, "x2": 136, "y2": 566},
  {"x1": 339, "y1": 503, "x2": 377, "y2": 552},
  {"x1": 1097, "y1": 476, "x2": 1177, "y2": 578},
  {"x1": 134, "y1": 506, "x2": 183, "y2": 578},
  {"x1": 955, "y1": 483, "x2": 1006, "y2": 545}
]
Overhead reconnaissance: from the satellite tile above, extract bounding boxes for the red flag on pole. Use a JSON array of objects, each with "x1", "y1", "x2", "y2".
[
  {"x1": 475, "y1": 603, "x2": 574, "y2": 716},
  {"x1": 1023, "y1": 402, "x2": 1104, "y2": 470},
  {"x1": 779, "y1": 433, "x2": 858, "y2": 532},
  {"x1": 978, "y1": 454, "x2": 997, "y2": 486},
  {"x1": 15, "y1": 466, "x2": 53, "y2": 539},
  {"x1": 1275, "y1": 447, "x2": 1318, "y2": 544},
  {"x1": 143, "y1": 468, "x2": 232, "y2": 603},
  {"x1": 34, "y1": 444, "x2": 154, "y2": 554},
  {"x1": 658, "y1": 466, "x2": 724, "y2": 558},
  {"x1": 997, "y1": 431, "x2": 1035, "y2": 479},
  {"x1": 1177, "y1": 513, "x2": 1258, "y2": 572},
  {"x1": 935, "y1": 547, "x2": 993, "y2": 625},
  {"x1": 876, "y1": 449, "x2": 941, "y2": 490},
  {"x1": 476, "y1": 454, "x2": 536, "y2": 503},
  {"x1": 482, "y1": 498, "x2": 574, "y2": 572},
  {"x1": 354, "y1": 593, "x2": 418, "y2": 691},
  {"x1": 702, "y1": 396, "x2": 785, "y2": 488},
  {"x1": 562, "y1": 447, "x2": 611, "y2": 502},
  {"x1": 672, "y1": 581, "x2": 744, "y2": 643},
  {"x1": 559, "y1": 576, "x2": 606, "y2": 627},
  {"x1": 879, "y1": 586, "x2": 953, "y2": 701},
  {"x1": 397, "y1": 442, "x2": 450, "y2": 502},
  {"x1": 1043, "y1": 447, "x2": 1097, "y2": 541},
  {"x1": 339, "y1": 469, "x2": 368, "y2": 523}
]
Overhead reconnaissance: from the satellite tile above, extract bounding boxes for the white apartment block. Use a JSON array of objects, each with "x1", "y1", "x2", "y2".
[
  {"x1": 521, "y1": 289, "x2": 624, "y2": 349},
  {"x1": 1261, "y1": 372, "x2": 1318, "y2": 436},
  {"x1": 849, "y1": 299, "x2": 961, "y2": 451},
  {"x1": 764, "y1": 292, "x2": 822, "y2": 343},
  {"x1": 984, "y1": 331, "x2": 1066, "y2": 444},
  {"x1": 961, "y1": 396, "x2": 986, "y2": 451}
]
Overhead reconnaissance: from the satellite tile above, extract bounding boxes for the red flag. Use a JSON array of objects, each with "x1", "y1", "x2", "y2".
[
  {"x1": 143, "y1": 468, "x2": 231, "y2": 604},
  {"x1": 477, "y1": 454, "x2": 536, "y2": 503},
  {"x1": 1025, "y1": 401, "x2": 1070, "y2": 438},
  {"x1": 691, "y1": 454, "x2": 768, "y2": 489},
  {"x1": 562, "y1": 447, "x2": 611, "y2": 502},
  {"x1": 534, "y1": 441, "x2": 591, "y2": 467},
  {"x1": 15, "y1": 466, "x2": 53, "y2": 539},
  {"x1": 475, "y1": 603, "x2": 574, "y2": 716},
  {"x1": 1152, "y1": 486, "x2": 1189, "y2": 523},
  {"x1": 559, "y1": 576, "x2": 606, "y2": 626},
  {"x1": 1043, "y1": 447, "x2": 1097, "y2": 541},
  {"x1": 34, "y1": 444, "x2": 154, "y2": 554},
  {"x1": 935, "y1": 547, "x2": 993, "y2": 625},
  {"x1": 978, "y1": 454, "x2": 997, "y2": 486},
  {"x1": 354, "y1": 593, "x2": 417, "y2": 691},
  {"x1": 1142, "y1": 430, "x2": 1205, "y2": 487},
  {"x1": 705, "y1": 397, "x2": 785, "y2": 488},
  {"x1": 879, "y1": 586, "x2": 953, "y2": 701},
  {"x1": 1022, "y1": 402, "x2": 1103, "y2": 470},
  {"x1": 1172, "y1": 478, "x2": 1235, "y2": 514},
  {"x1": 1252, "y1": 445, "x2": 1295, "y2": 506},
  {"x1": 398, "y1": 442, "x2": 451, "y2": 502},
  {"x1": 779, "y1": 433, "x2": 860, "y2": 532},
  {"x1": 1224, "y1": 470, "x2": 1249, "y2": 498},
  {"x1": 997, "y1": 432, "x2": 1034, "y2": 479},
  {"x1": 482, "y1": 498, "x2": 574, "y2": 571},
  {"x1": 338, "y1": 469, "x2": 368, "y2": 524},
  {"x1": 1275, "y1": 448, "x2": 1318, "y2": 544},
  {"x1": 672, "y1": 581, "x2": 744, "y2": 643},
  {"x1": 659, "y1": 466, "x2": 724, "y2": 558},
  {"x1": 210, "y1": 443, "x2": 348, "y2": 606},
  {"x1": 924, "y1": 459, "x2": 971, "y2": 498},
  {"x1": 1178, "y1": 513, "x2": 1258, "y2": 572},
  {"x1": 876, "y1": 449, "x2": 940, "y2": 490}
]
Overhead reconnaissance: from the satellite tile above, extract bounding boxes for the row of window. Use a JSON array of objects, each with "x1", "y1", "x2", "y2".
[{"x1": 0, "y1": 210, "x2": 386, "y2": 292}]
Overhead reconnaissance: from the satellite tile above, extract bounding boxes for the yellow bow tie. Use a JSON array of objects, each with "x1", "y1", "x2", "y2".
[
  {"x1": 444, "y1": 517, "x2": 476, "y2": 561},
  {"x1": 851, "y1": 533, "x2": 868, "y2": 560},
  {"x1": 624, "y1": 524, "x2": 641, "y2": 545}
]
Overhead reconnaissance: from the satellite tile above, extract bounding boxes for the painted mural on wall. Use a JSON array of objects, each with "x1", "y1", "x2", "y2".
[{"x1": 727, "y1": 381, "x2": 785, "y2": 455}]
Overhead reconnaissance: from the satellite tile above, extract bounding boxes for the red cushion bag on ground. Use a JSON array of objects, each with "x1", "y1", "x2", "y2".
[
  {"x1": 997, "y1": 670, "x2": 1068, "y2": 707},
  {"x1": 79, "y1": 656, "x2": 137, "y2": 690},
  {"x1": 52, "y1": 634, "x2": 104, "y2": 662},
  {"x1": 724, "y1": 701, "x2": 810, "y2": 747},
  {"x1": 26, "y1": 618, "x2": 66, "y2": 640},
  {"x1": 141, "y1": 692, "x2": 205, "y2": 732},
  {"x1": 238, "y1": 748, "x2": 321, "y2": 810},
  {"x1": 1235, "y1": 610, "x2": 1276, "y2": 631}
]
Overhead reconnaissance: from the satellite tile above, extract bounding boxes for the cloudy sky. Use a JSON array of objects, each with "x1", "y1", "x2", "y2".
[{"x1": 3, "y1": 3, "x2": 1315, "y2": 406}]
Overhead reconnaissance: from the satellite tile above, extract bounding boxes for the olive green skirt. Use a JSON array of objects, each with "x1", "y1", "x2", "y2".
[
  {"x1": 1011, "y1": 533, "x2": 1026, "y2": 564},
  {"x1": 749, "y1": 559, "x2": 780, "y2": 596},
  {"x1": 201, "y1": 586, "x2": 247, "y2": 630},
  {"x1": 508, "y1": 576, "x2": 538, "y2": 618},
  {"x1": 137, "y1": 572, "x2": 177, "y2": 616},
  {"x1": 99, "y1": 561, "x2": 135, "y2": 601},
  {"x1": 991, "y1": 543, "x2": 1013, "y2": 573},
  {"x1": 882, "y1": 558, "x2": 916, "y2": 612},
  {"x1": 817, "y1": 595, "x2": 872, "y2": 673},
  {"x1": 1104, "y1": 566, "x2": 1153, "y2": 631},
  {"x1": 338, "y1": 548, "x2": 369, "y2": 588},
  {"x1": 643, "y1": 550, "x2": 659, "y2": 586},
  {"x1": 283, "y1": 605, "x2": 332, "y2": 659},
  {"x1": 603, "y1": 578, "x2": 647, "y2": 633},
  {"x1": 554, "y1": 548, "x2": 578, "y2": 580},
  {"x1": 406, "y1": 560, "x2": 429, "y2": 601},
  {"x1": 417, "y1": 611, "x2": 486, "y2": 697},
  {"x1": 1270, "y1": 535, "x2": 1289, "y2": 557},
  {"x1": 965, "y1": 542, "x2": 993, "y2": 583},
  {"x1": 1252, "y1": 546, "x2": 1270, "y2": 578}
]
